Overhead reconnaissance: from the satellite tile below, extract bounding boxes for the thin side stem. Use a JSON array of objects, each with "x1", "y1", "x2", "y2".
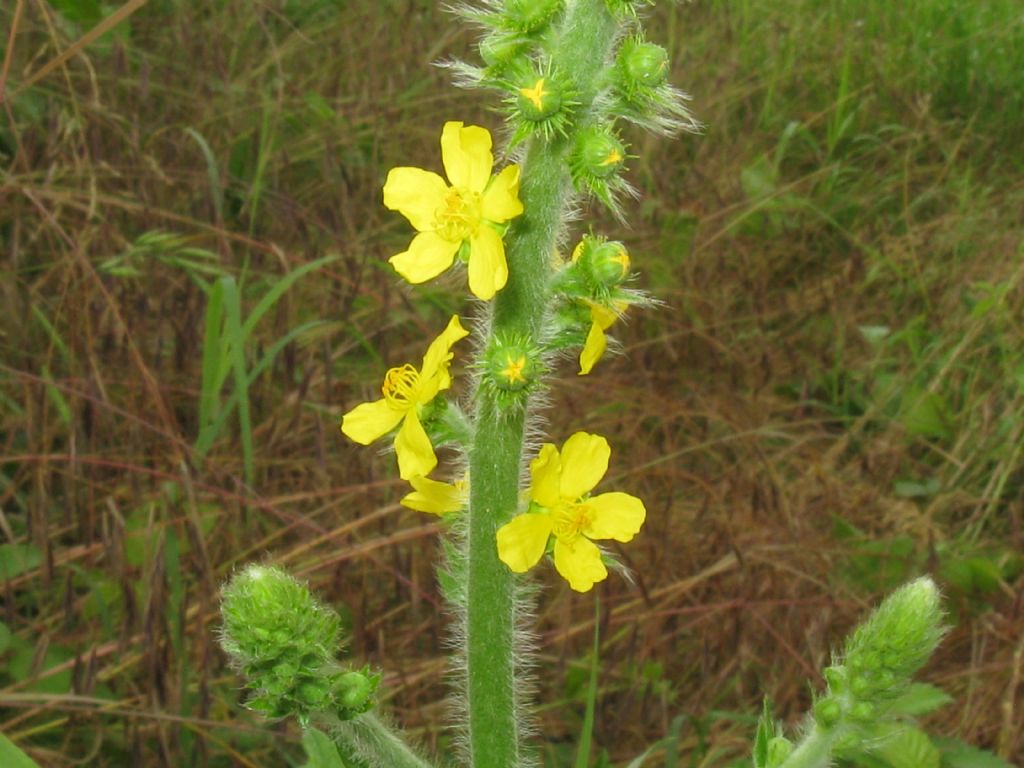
[
  {"x1": 778, "y1": 725, "x2": 834, "y2": 768},
  {"x1": 325, "y1": 712, "x2": 436, "y2": 768}
]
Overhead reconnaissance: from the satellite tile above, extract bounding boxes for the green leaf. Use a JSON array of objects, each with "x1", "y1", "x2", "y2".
[
  {"x1": 753, "y1": 698, "x2": 772, "y2": 768},
  {"x1": 900, "y1": 388, "x2": 952, "y2": 440},
  {"x1": 0, "y1": 734, "x2": 42, "y2": 768},
  {"x1": 301, "y1": 728, "x2": 346, "y2": 768},
  {"x1": 888, "y1": 683, "x2": 953, "y2": 716},
  {"x1": 0, "y1": 544, "x2": 42, "y2": 580},
  {"x1": 873, "y1": 725, "x2": 940, "y2": 768},
  {"x1": 933, "y1": 737, "x2": 1015, "y2": 768}
]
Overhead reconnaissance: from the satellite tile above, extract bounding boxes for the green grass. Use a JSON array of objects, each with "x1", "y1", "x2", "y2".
[{"x1": 1, "y1": 0, "x2": 1023, "y2": 766}]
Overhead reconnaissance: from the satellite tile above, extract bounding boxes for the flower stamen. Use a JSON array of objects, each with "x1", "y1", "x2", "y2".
[{"x1": 382, "y1": 364, "x2": 421, "y2": 409}]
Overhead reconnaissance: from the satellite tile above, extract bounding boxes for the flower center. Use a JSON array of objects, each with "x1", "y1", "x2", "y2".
[
  {"x1": 382, "y1": 364, "x2": 421, "y2": 410},
  {"x1": 552, "y1": 501, "x2": 593, "y2": 542},
  {"x1": 435, "y1": 186, "x2": 482, "y2": 242}
]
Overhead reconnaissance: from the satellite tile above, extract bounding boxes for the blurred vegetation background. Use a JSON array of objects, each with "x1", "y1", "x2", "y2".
[{"x1": 1, "y1": 0, "x2": 1022, "y2": 766}]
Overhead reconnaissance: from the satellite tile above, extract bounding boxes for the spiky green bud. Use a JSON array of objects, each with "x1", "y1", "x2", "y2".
[
  {"x1": 621, "y1": 40, "x2": 669, "y2": 89},
  {"x1": 504, "y1": 0, "x2": 563, "y2": 33},
  {"x1": 571, "y1": 235, "x2": 631, "y2": 290},
  {"x1": 479, "y1": 32, "x2": 526, "y2": 70},
  {"x1": 517, "y1": 76, "x2": 563, "y2": 122},
  {"x1": 481, "y1": 333, "x2": 542, "y2": 411},
  {"x1": 575, "y1": 126, "x2": 626, "y2": 179}
]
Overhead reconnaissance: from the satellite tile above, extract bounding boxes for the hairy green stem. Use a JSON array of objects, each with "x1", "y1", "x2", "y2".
[
  {"x1": 778, "y1": 726, "x2": 834, "y2": 768},
  {"x1": 463, "y1": 3, "x2": 620, "y2": 766},
  {"x1": 324, "y1": 712, "x2": 436, "y2": 768}
]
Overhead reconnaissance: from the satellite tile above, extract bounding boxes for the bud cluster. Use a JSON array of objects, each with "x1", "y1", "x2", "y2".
[
  {"x1": 812, "y1": 578, "x2": 946, "y2": 744},
  {"x1": 449, "y1": 0, "x2": 697, "y2": 214},
  {"x1": 220, "y1": 565, "x2": 379, "y2": 725}
]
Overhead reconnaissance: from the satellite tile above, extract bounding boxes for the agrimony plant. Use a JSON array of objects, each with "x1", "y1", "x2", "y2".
[{"x1": 217, "y1": 3, "x2": 961, "y2": 767}]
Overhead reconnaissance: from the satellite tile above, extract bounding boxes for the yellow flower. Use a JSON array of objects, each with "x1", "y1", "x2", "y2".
[
  {"x1": 383, "y1": 122, "x2": 524, "y2": 300},
  {"x1": 341, "y1": 316, "x2": 468, "y2": 480},
  {"x1": 401, "y1": 474, "x2": 468, "y2": 516},
  {"x1": 579, "y1": 301, "x2": 628, "y2": 376},
  {"x1": 496, "y1": 432, "x2": 646, "y2": 592}
]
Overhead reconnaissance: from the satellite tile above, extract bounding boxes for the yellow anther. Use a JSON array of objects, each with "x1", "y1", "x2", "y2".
[{"x1": 382, "y1": 364, "x2": 421, "y2": 409}]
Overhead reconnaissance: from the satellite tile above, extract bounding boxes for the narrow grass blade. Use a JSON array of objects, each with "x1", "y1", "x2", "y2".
[
  {"x1": 196, "y1": 278, "x2": 225, "y2": 454},
  {"x1": 220, "y1": 277, "x2": 254, "y2": 487},
  {"x1": 240, "y1": 254, "x2": 338, "y2": 341},
  {"x1": 184, "y1": 128, "x2": 225, "y2": 224},
  {"x1": 197, "y1": 320, "x2": 325, "y2": 456}
]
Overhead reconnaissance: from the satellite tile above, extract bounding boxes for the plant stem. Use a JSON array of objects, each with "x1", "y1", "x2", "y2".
[
  {"x1": 778, "y1": 726, "x2": 834, "y2": 768},
  {"x1": 463, "y1": 3, "x2": 620, "y2": 766},
  {"x1": 325, "y1": 712, "x2": 436, "y2": 768}
]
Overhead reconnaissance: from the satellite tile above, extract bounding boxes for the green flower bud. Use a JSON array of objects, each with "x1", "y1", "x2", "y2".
[
  {"x1": 850, "y1": 673, "x2": 873, "y2": 698},
  {"x1": 485, "y1": 335, "x2": 538, "y2": 392},
  {"x1": 766, "y1": 737, "x2": 794, "y2": 766},
  {"x1": 572, "y1": 235, "x2": 631, "y2": 289},
  {"x1": 574, "y1": 126, "x2": 626, "y2": 179},
  {"x1": 338, "y1": 670, "x2": 377, "y2": 713},
  {"x1": 823, "y1": 665, "x2": 847, "y2": 693},
  {"x1": 850, "y1": 701, "x2": 875, "y2": 722},
  {"x1": 622, "y1": 41, "x2": 670, "y2": 88},
  {"x1": 813, "y1": 697, "x2": 842, "y2": 729},
  {"x1": 517, "y1": 76, "x2": 562, "y2": 121},
  {"x1": 843, "y1": 577, "x2": 945, "y2": 701},
  {"x1": 479, "y1": 33, "x2": 524, "y2": 69},
  {"x1": 504, "y1": 0, "x2": 563, "y2": 33}
]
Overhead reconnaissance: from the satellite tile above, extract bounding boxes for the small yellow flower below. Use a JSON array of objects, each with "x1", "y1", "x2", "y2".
[
  {"x1": 496, "y1": 431, "x2": 646, "y2": 592},
  {"x1": 341, "y1": 316, "x2": 468, "y2": 480}
]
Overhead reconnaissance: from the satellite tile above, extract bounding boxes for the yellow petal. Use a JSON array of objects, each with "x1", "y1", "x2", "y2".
[
  {"x1": 419, "y1": 315, "x2": 469, "y2": 397},
  {"x1": 341, "y1": 399, "x2": 404, "y2": 445},
  {"x1": 558, "y1": 432, "x2": 610, "y2": 499},
  {"x1": 440, "y1": 121, "x2": 493, "y2": 193},
  {"x1": 578, "y1": 321, "x2": 607, "y2": 376},
  {"x1": 481, "y1": 164, "x2": 524, "y2": 223},
  {"x1": 401, "y1": 475, "x2": 465, "y2": 515},
  {"x1": 582, "y1": 492, "x2": 646, "y2": 542},
  {"x1": 382, "y1": 167, "x2": 449, "y2": 232},
  {"x1": 394, "y1": 413, "x2": 436, "y2": 480},
  {"x1": 467, "y1": 225, "x2": 508, "y2": 300},
  {"x1": 496, "y1": 512, "x2": 553, "y2": 573},
  {"x1": 390, "y1": 230, "x2": 460, "y2": 285},
  {"x1": 529, "y1": 443, "x2": 562, "y2": 508},
  {"x1": 590, "y1": 303, "x2": 620, "y2": 331},
  {"x1": 553, "y1": 537, "x2": 607, "y2": 592}
]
